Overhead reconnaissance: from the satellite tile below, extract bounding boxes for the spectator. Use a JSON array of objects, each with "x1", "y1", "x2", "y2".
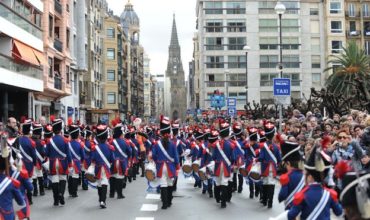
[
  {"x1": 5, "y1": 117, "x2": 18, "y2": 138},
  {"x1": 353, "y1": 124, "x2": 364, "y2": 143},
  {"x1": 39, "y1": 116, "x2": 47, "y2": 126},
  {"x1": 291, "y1": 109, "x2": 305, "y2": 122},
  {"x1": 333, "y1": 114, "x2": 341, "y2": 124}
]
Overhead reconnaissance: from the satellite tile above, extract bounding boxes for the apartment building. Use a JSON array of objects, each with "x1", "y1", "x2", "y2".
[
  {"x1": 0, "y1": 0, "x2": 44, "y2": 121},
  {"x1": 195, "y1": 0, "x2": 326, "y2": 112},
  {"x1": 143, "y1": 53, "x2": 151, "y2": 121}
]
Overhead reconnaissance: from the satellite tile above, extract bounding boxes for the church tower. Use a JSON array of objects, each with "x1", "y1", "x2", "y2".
[{"x1": 165, "y1": 14, "x2": 186, "y2": 120}]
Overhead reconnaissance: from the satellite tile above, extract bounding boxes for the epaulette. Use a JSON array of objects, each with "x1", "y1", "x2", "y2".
[
  {"x1": 108, "y1": 144, "x2": 115, "y2": 151},
  {"x1": 19, "y1": 169, "x2": 29, "y2": 179},
  {"x1": 229, "y1": 140, "x2": 236, "y2": 149},
  {"x1": 41, "y1": 140, "x2": 46, "y2": 146},
  {"x1": 325, "y1": 187, "x2": 339, "y2": 203},
  {"x1": 279, "y1": 173, "x2": 290, "y2": 186},
  {"x1": 30, "y1": 138, "x2": 36, "y2": 148},
  {"x1": 293, "y1": 186, "x2": 309, "y2": 206},
  {"x1": 80, "y1": 141, "x2": 85, "y2": 148},
  {"x1": 90, "y1": 144, "x2": 96, "y2": 151},
  {"x1": 11, "y1": 178, "x2": 21, "y2": 188},
  {"x1": 63, "y1": 137, "x2": 70, "y2": 143}
]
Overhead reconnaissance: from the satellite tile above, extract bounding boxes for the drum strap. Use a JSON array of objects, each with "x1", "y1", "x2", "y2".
[
  {"x1": 50, "y1": 139, "x2": 67, "y2": 158},
  {"x1": 158, "y1": 141, "x2": 174, "y2": 163},
  {"x1": 69, "y1": 143, "x2": 81, "y2": 161},
  {"x1": 176, "y1": 140, "x2": 180, "y2": 148},
  {"x1": 249, "y1": 144, "x2": 256, "y2": 157},
  {"x1": 264, "y1": 143, "x2": 277, "y2": 164},
  {"x1": 11, "y1": 170, "x2": 20, "y2": 180},
  {"x1": 113, "y1": 139, "x2": 128, "y2": 158},
  {"x1": 0, "y1": 177, "x2": 12, "y2": 196},
  {"x1": 19, "y1": 144, "x2": 33, "y2": 162},
  {"x1": 216, "y1": 142, "x2": 231, "y2": 166},
  {"x1": 84, "y1": 146, "x2": 91, "y2": 153},
  {"x1": 35, "y1": 149, "x2": 44, "y2": 163},
  {"x1": 129, "y1": 140, "x2": 138, "y2": 152},
  {"x1": 95, "y1": 145, "x2": 111, "y2": 169},
  {"x1": 235, "y1": 141, "x2": 244, "y2": 154},
  {"x1": 285, "y1": 175, "x2": 305, "y2": 207},
  {"x1": 307, "y1": 190, "x2": 330, "y2": 220}
]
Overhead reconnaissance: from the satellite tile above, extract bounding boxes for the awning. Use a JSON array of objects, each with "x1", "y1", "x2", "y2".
[
  {"x1": 32, "y1": 49, "x2": 47, "y2": 66},
  {"x1": 12, "y1": 40, "x2": 40, "y2": 66}
]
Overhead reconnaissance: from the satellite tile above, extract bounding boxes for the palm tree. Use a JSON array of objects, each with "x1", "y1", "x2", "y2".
[{"x1": 325, "y1": 41, "x2": 370, "y2": 103}]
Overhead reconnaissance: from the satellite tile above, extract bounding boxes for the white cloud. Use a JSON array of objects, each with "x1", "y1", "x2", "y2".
[{"x1": 106, "y1": 0, "x2": 196, "y2": 79}]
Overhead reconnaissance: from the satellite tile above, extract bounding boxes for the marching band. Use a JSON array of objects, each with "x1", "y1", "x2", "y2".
[{"x1": 1, "y1": 114, "x2": 370, "y2": 220}]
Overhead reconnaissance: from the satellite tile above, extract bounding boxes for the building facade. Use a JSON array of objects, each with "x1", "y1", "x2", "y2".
[
  {"x1": 155, "y1": 79, "x2": 165, "y2": 120},
  {"x1": 0, "y1": 0, "x2": 44, "y2": 122},
  {"x1": 195, "y1": 0, "x2": 326, "y2": 112},
  {"x1": 143, "y1": 53, "x2": 151, "y2": 121}
]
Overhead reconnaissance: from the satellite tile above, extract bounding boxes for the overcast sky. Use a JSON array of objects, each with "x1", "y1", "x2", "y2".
[{"x1": 106, "y1": 0, "x2": 196, "y2": 80}]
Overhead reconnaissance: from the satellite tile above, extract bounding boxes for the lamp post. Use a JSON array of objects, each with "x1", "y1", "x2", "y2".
[
  {"x1": 275, "y1": 1, "x2": 286, "y2": 134},
  {"x1": 243, "y1": 45, "x2": 250, "y2": 108},
  {"x1": 224, "y1": 69, "x2": 230, "y2": 114}
]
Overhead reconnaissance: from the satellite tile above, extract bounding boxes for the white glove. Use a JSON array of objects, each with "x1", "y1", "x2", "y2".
[
  {"x1": 16, "y1": 160, "x2": 23, "y2": 171},
  {"x1": 1, "y1": 146, "x2": 9, "y2": 158}
]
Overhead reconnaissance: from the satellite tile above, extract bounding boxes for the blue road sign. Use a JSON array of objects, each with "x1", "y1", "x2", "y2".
[
  {"x1": 228, "y1": 107, "x2": 236, "y2": 116},
  {"x1": 273, "y1": 78, "x2": 291, "y2": 96},
  {"x1": 227, "y1": 98, "x2": 236, "y2": 107}
]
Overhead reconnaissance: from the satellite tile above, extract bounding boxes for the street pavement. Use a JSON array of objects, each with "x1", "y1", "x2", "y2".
[{"x1": 30, "y1": 173, "x2": 343, "y2": 220}]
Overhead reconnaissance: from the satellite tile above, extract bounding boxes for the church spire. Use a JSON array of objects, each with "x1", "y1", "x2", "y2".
[{"x1": 170, "y1": 14, "x2": 179, "y2": 47}]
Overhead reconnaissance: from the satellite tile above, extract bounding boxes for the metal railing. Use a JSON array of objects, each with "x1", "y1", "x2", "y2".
[
  {"x1": 54, "y1": 0, "x2": 62, "y2": 14},
  {"x1": 54, "y1": 39, "x2": 63, "y2": 52},
  {"x1": 0, "y1": 53, "x2": 43, "y2": 80}
]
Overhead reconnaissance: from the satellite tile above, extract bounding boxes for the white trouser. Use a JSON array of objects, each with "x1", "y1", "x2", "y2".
[
  {"x1": 262, "y1": 164, "x2": 276, "y2": 185},
  {"x1": 113, "y1": 160, "x2": 125, "y2": 179},
  {"x1": 214, "y1": 163, "x2": 231, "y2": 186},
  {"x1": 97, "y1": 167, "x2": 109, "y2": 187},
  {"x1": 69, "y1": 168, "x2": 80, "y2": 179},
  {"x1": 51, "y1": 159, "x2": 67, "y2": 183},
  {"x1": 159, "y1": 163, "x2": 173, "y2": 187},
  {"x1": 32, "y1": 166, "x2": 43, "y2": 178}
]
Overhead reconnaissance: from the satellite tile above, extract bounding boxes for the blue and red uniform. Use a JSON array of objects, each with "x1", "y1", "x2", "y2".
[
  {"x1": 82, "y1": 138, "x2": 92, "y2": 170},
  {"x1": 90, "y1": 143, "x2": 115, "y2": 180},
  {"x1": 288, "y1": 184, "x2": 343, "y2": 220},
  {"x1": 9, "y1": 168, "x2": 32, "y2": 219},
  {"x1": 258, "y1": 141, "x2": 281, "y2": 178},
  {"x1": 0, "y1": 174, "x2": 24, "y2": 220},
  {"x1": 152, "y1": 139, "x2": 179, "y2": 179},
  {"x1": 110, "y1": 138, "x2": 132, "y2": 176},
  {"x1": 69, "y1": 139, "x2": 85, "y2": 174},
  {"x1": 212, "y1": 139, "x2": 234, "y2": 178},
  {"x1": 279, "y1": 169, "x2": 305, "y2": 210},
  {"x1": 45, "y1": 135, "x2": 72, "y2": 175},
  {"x1": 18, "y1": 136, "x2": 37, "y2": 177}
]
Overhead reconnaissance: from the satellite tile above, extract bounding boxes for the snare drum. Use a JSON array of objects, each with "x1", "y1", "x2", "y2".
[
  {"x1": 145, "y1": 162, "x2": 156, "y2": 181},
  {"x1": 192, "y1": 159, "x2": 201, "y2": 173},
  {"x1": 182, "y1": 158, "x2": 193, "y2": 174},
  {"x1": 198, "y1": 167, "x2": 207, "y2": 181},
  {"x1": 249, "y1": 162, "x2": 261, "y2": 181},
  {"x1": 206, "y1": 161, "x2": 215, "y2": 176},
  {"x1": 238, "y1": 164, "x2": 248, "y2": 177},
  {"x1": 85, "y1": 164, "x2": 96, "y2": 183}
]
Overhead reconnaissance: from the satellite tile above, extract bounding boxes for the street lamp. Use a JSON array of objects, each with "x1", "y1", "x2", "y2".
[
  {"x1": 275, "y1": 1, "x2": 286, "y2": 134},
  {"x1": 243, "y1": 45, "x2": 250, "y2": 107}
]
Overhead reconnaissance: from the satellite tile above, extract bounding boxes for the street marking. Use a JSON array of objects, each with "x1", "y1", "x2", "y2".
[
  {"x1": 140, "y1": 204, "x2": 158, "y2": 211},
  {"x1": 145, "y1": 194, "x2": 160, "y2": 200},
  {"x1": 135, "y1": 218, "x2": 154, "y2": 220}
]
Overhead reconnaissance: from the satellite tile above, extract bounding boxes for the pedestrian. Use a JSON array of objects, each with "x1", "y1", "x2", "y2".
[
  {"x1": 31, "y1": 122, "x2": 45, "y2": 197},
  {"x1": 81, "y1": 126, "x2": 93, "y2": 190},
  {"x1": 5, "y1": 117, "x2": 19, "y2": 138},
  {"x1": 245, "y1": 126, "x2": 261, "y2": 199}
]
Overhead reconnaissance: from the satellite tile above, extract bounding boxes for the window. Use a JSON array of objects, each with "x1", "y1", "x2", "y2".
[
  {"x1": 312, "y1": 55, "x2": 321, "y2": 68},
  {"x1": 227, "y1": 20, "x2": 246, "y2": 32},
  {"x1": 282, "y1": 55, "x2": 300, "y2": 68},
  {"x1": 66, "y1": 65, "x2": 70, "y2": 84},
  {"x1": 204, "y1": 1, "x2": 222, "y2": 14},
  {"x1": 107, "y1": 70, "x2": 115, "y2": 81},
  {"x1": 228, "y1": 74, "x2": 246, "y2": 86},
  {"x1": 311, "y1": 20, "x2": 320, "y2": 33},
  {"x1": 282, "y1": 19, "x2": 299, "y2": 32},
  {"x1": 66, "y1": 28, "x2": 70, "y2": 48},
  {"x1": 107, "y1": 93, "x2": 116, "y2": 104},
  {"x1": 348, "y1": 3, "x2": 355, "y2": 17},
  {"x1": 258, "y1": 1, "x2": 275, "y2": 14},
  {"x1": 311, "y1": 38, "x2": 320, "y2": 53},
  {"x1": 282, "y1": 37, "x2": 299, "y2": 50},
  {"x1": 260, "y1": 73, "x2": 278, "y2": 86},
  {"x1": 49, "y1": 14, "x2": 53, "y2": 38},
  {"x1": 226, "y1": 2, "x2": 245, "y2": 14},
  {"x1": 207, "y1": 74, "x2": 224, "y2": 87},
  {"x1": 48, "y1": 57, "x2": 53, "y2": 77},
  {"x1": 363, "y1": 3, "x2": 370, "y2": 17},
  {"x1": 205, "y1": 20, "x2": 223, "y2": 32},
  {"x1": 283, "y1": 1, "x2": 299, "y2": 14},
  {"x1": 331, "y1": 41, "x2": 342, "y2": 53},
  {"x1": 364, "y1": 22, "x2": 370, "y2": 36},
  {"x1": 310, "y1": 8, "x2": 319, "y2": 15},
  {"x1": 260, "y1": 37, "x2": 278, "y2": 50},
  {"x1": 205, "y1": 37, "x2": 223, "y2": 50},
  {"x1": 282, "y1": 73, "x2": 300, "y2": 86},
  {"x1": 349, "y1": 21, "x2": 356, "y2": 32},
  {"x1": 365, "y1": 41, "x2": 370, "y2": 55},
  {"x1": 228, "y1": 56, "x2": 246, "y2": 68},
  {"x1": 260, "y1": 55, "x2": 278, "y2": 68},
  {"x1": 331, "y1": 21, "x2": 342, "y2": 33},
  {"x1": 107, "y1": 48, "x2": 115, "y2": 60},
  {"x1": 259, "y1": 19, "x2": 277, "y2": 32},
  {"x1": 106, "y1": 28, "x2": 115, "y2": 38},
  {"x1": 312, "y1": 73, "x2": 321, "y2": 84},
  {"x1": 227, "y1": 37, "x2": 245, "y2": 50},
  {"x1": 330, "y1": 2, "x2": 341, "y2": 14},
  {"x1": 206, "y1": 56, "x2": 224, "y2": 69}
]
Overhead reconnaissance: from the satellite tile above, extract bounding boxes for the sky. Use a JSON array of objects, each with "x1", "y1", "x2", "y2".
[{"x1": 106, "y1": 0, "x2": 196, "y2": 80}]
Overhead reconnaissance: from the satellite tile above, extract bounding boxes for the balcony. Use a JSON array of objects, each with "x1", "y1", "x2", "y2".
[
  {"x1": 0, "y1": 3, "x2": 42, "y2": 38},
  {"x1": 345, "y1": 11, "x2": 360, "y2": 18},
  {"x1": 54, "y1": 39, "x2": 63, "y2": 52},
  {"x1": 54, "y1": 76, "x2": 62, "y2": 90},
  {"x1": 54, "y1": 0, "x2": 62, "y2": 14},
  {"x1": 347, "y1": 30, "x2": 361, "y2": 37},
  {"x1": 364, "y1": 31, "x2": 370, "y2": 37},
  {"x1": 0, "y1": 53, "x2": 42, "y2": 80}
]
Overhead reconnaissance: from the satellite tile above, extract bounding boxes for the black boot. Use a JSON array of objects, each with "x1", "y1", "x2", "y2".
[
  {"x1": 207, "y1": 179, "x2": 213, "y2": 198},
  {"x1": 232, "y1": 173, "x2": 237, "y2": 192},
  {"x1": 173, "y1": 177, "x2": 178, "y2": 192},
  {"x1": 38, "y1": 177, "x2": 45, "y2": 196},
  {"x1": 59, "y1": 180, "x2": 66, "y2": 206},
  {"x1": 255, "y1": 183, "x2": 260, "y2": 198},
  {"x1": 160, "y1": 187, "x2": 168, "y2": 209},
  {"x1": 249, "y1": 183, "x2": 254, "y2": 199},
  {"x1": 140, "y1": 161, "x2": 145, "y2": 177},
  {"x1": 27, "y1": 191, "x2": 33, "y2": 205},
  {"x1": 81, "y1": 171, "x2": 88, "y2": 190},
  {"x1": 32, "y1": 179, "x2": 38, "y2": 197},
  {"x1": 167, "y1": 186, "x2": 173, "y2": 207},
  {"x1": 267, "y1": 185, "x2": 275, "y2": 208},
  {"x1": 214, "y1": 185, "x2": 221, "y2": 203},
  {"x1": 117, "y1": 179, "x2": 125, "y2": 199},
  {"x1": 72, "y1": 178, "x2": 79, "y2": 197},
  {"x1": 237, "y1": 174, "x2": 243, "y2": 193},
  {"x1": 226, "y1": 181, "x2": 233, "y2": 202},
  {"x1": 68, "y1": 176, "x2": 73, "y2": 197},
  {"x1": 220, "y1": 185, "x2": 227, "y2": 208},
  {"x1": 123, "y1": 177, "x2": 127, "y2": 189},
  {"x1": 52, "y1": 183, "x2": 59, "y2": 206},
  {"x1": 109, "y1": 177, "x2": 116, "y2": 198},
  {"x1": 100, "y1": 185, "x2": 107, "y2": 208},
  {"x1": 261, "y1": 185, "x2": 268, "y2": 206},
  {"x1": 97, "y1": 187, "x2": 102, "y2": 202}
]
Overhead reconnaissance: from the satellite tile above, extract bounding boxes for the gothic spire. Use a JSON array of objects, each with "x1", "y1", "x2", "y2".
[{"x1": 170, "y1": 14, "x2": 179, "y2": 47}]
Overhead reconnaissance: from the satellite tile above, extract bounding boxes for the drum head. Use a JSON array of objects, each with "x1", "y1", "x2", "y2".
[
  {"x1": 239, "y1": 168, "x2": 248, "y2": 177},
  {"x1": 182, "y1": 165, "x2": 192, "y2": 174},
  {"x1": 145, "y1": 170, "x2": 155, "y2": 181},
  {"x1": 198, "y1": 171, "x2": 207, "y2": 181},
  {"x1": 85, "y1": 173, "x2": 96, "y2": 183},
  {"x1": 249, "y1": 172, "x2": 261, "y2": 181},
  {"x1": 192, "y1": 164, "x2": 200, "y2": 173}
]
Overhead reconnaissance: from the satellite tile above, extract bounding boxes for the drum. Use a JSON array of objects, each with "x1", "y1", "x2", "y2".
[
  {"x1": 249, "y1": 162, "x2": 261, "y2": 181},
  {"x1": 182, "y1": 158, "x2": 192, "y2": 174},
  {"x1": 85, "y1": 164, "x2": 96, "y2": 183},
  {"x1": 239, "y1": 164, "x2": 248, "y2": 177},
  {"x1": 198, "y1": 167, "x2": 207, "y2": 181},
  {"x1": 145, "y1": 162, "x2": 156, "y2": 181},
  {"x1": 206, "y1": 161, "x2": 215, "y2": 176},
  {"x1": 192, "y1": 159, "x2": 201, "y2": 173}
]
